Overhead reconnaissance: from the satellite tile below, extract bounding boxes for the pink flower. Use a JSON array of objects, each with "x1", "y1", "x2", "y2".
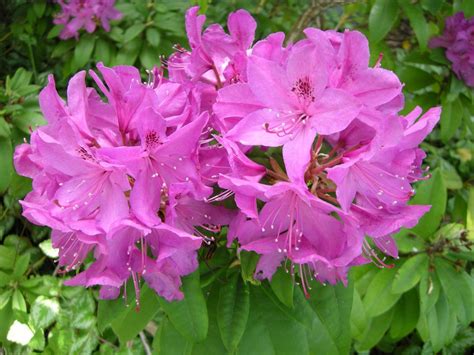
[
  {"x1": 15, "y1": 7, "x2": 441, "y2": 301},
  {"x1": 225, "y1": 41, "x2": 361, "y2": 183},
  {"x1": 429, "y1": 12, "x2": 474, "y2": 87},
  {"x1": 54, "y1": 0, "x2": 122, "y2": 40}
]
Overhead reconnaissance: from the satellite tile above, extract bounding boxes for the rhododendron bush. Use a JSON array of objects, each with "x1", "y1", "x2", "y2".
[{"x1": 0, "y1": 1, "x2": 473, "y2": 354}]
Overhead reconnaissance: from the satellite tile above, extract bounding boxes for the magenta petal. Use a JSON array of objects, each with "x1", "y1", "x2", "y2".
[
  {"x1": 310, "y1": 88, "x2": 360, "y2": 135},
  {"x1": 227, "y1": 109, "x2": 290, "y2": 147},
  {"x1": 227, "y1": 9, "x2": 256, "y2": 49},
  {"x1": 282, "y1": 126, "x2": 316, "y2": 184},
  {"x1": 247, "y1": 56, "x2": 294, "y2": 110}
]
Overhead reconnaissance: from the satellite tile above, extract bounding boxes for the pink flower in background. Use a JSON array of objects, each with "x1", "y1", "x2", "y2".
[
  {"x1": 16, "y1": 6, "x2": 441, "y2": 301},
  {"x1": 54, "y1": 0, "x2": 122, "y2": 40},
  {"x1": 429, "y1": 12, "x2": 474, "y2": 87}
]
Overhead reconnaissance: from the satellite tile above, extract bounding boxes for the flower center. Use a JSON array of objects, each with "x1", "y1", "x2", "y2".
[{"x1": 291, "y1": 76, "x2": 315, "y2": 104}]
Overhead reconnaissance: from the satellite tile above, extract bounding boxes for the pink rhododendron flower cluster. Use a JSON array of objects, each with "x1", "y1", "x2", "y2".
[
  {"x1": 15, "y1": 7, "x2": 441, "y2": 302},
  {"x1": 429, "y1": 12, "x2": 474, "y2": 87},
  {"x1": 54, "y1": 0, "x2": 122, "y2": 40}
]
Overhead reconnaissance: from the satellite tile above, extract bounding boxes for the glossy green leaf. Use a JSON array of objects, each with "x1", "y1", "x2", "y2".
[
  {"x1": 399, "y1": 0, "x2": 430, "y2": 50},
  {"x1": 426, "y1": 291, "x2": 457, "y2": 352},
  {"x1": 237, "y1": 286, "x2": 309, "y2": 355},
  {"x1": 369, "y1": 0, "x2": 399, "y2": 43},
  {"x1": 123, "y1": 23, "x2": 145, "y2": 43},
  {"x1": 94, "y1": 38, "x2": 115, "y2": 66},
  {"x1": 270, "y1": 266, "x2": 294, "y2": 308},
  {"x1": 13, "y1": 253, "x2": 31, "y2": 279},
  {"x1": 12, "y1": 289, "x2": 27, "y2": 312},
  {"x1": 419, "y1": 271, "x2": 441, "y2": 313},
  {"x1": 354, "y1": 308, "x2": 394, "y2": 351},
  {"x1": 435, "y1": 258, "x2": 473, "y2": 326},
  {"x1": 439, "y1": 159, "x2": 463, "y2": 190},
  {"x1": 307, "y1": 282, "x2": 353, "y2": 355},
  {"x1": 111, "y1": 285, "x2": 161, "y2": 343},
  {"x1": 217, "y1": 274, "x2": 250, "y2": 353},
  {"x1": 153, "y1": 318, "x2": 193, "y2": 355},
  {"x1": 467, "y1": 187, "x2": 474, "y2": 237},
  {"x1": 239, "y1": 250, "x2": 260, "y2": 285},
  {"x1": 410, "y1": 169, "x2": 447, "y2": 239},
  {"x1": 158, "y1": 271, "x2": 208, "y2": 342},
  {"x1": 140, "y1": 44, "x2": 159, "y2": 69},
  {"x1": 0, "y1": 246, "x2": 16, "y2": 270},
  {"x1": 389, "y1": 288, "x2": 419, "y2": 340},
  {"x1": 350, "y1": 289, "x2": 367, "y2": 339},
  {"x1": 0, "y1": 137, "x2": 13, "y2": 194},
  {"x1": 363, "y1": 267, "x2": 401, "y2": 317},
  {"x1": 114, "y1": 37, "x2": 142, "y2": 65},
  {"x1": 398, "y1": 66, "x2": 436, "y2": 92},
  {"x1": 124, "y1": 24, "x2": 146, "y2": 43},
  {"x1": 0, "y1": 271, "x2": 11, "y2": 287},
  {"x1": 392, "y1": 254, "x2": 428, "y2": 293},
  {"x1": 146, "y1": 27, "x2": 161, "y2": 47},
  {"x1": 73, "y1": 35, "x2": 96, "y2": 68},
  {"x1": 0, "y1": 289, "x2": 12, "y2": 310},
  {"x1": 440, "y1": 97, "x2": 463, "y2": 142}
]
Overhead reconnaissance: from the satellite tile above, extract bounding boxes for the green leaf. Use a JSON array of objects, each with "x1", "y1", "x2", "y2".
[
  {"x1": 237, "y1": 286, "x2": 309, "y2": 355},
  {"x1": 369, "y1": 0, "x2": 399, "y2": 43},
  {"x1": 350, "y1": 289, "x2": 367, "y2": 339},
  {"x1": 421, "y1": 0, "x2": 443, "y2": 13},
  {"x1": 363, "y1": 267, "x2": 401, "y2": 317},
  {"x1": 153, "y1": 318, "x2": 194, "y2": 355},
  {"x1": 28, "y1": 328, "x2": 45, "y2": 351},
  {"x1": 52, "y1": 41, "x2": 75, "y2": 58},
  {"x1": 435, "y1": 258, "x2": 473, "y2": 326},
  {"x1": 0, "y1": 271, "x2": 11, "y2": 287},
  {"x1": 146, "y1": 27, "x2": 161, "y2": 47},
  {"x1": 467, "y1": 187, "x2": 474, "y2": 237},
  {"x1": 217, "y1": 274, "x2": 249, "y2": 353},
  {"x1": 419, "y1": 271, "x2": 441, "y2": 313},
  {"x1": 153, "y1": 284, "x2": 226, "y2": 355},
  {"x1": 426, "y1": 291, "x2": 457, "y2": 352},
  {"x1": 114, "y1": 37, "x2": 142, "y2": 65},
  {"x1": 306, "y1": 282, "x2": 354, "y2": 355},
  {"x1": 94, "y1": 38, "x2": 115, "y2": 66},
  {"x1": 0, "y1": 289, "x2": 13, "y2": 310},
  {"x1": 389, "y1": 288, "x2": 419, "y2": 340},
  {"x1": 439, "y1": 159, "x2": 463, "y2": 189},
  {"x1": 12, "y1": 289, "x2": 27, "y2": 312},
  {"x1": 111, "y1": 284, "x2": 161, "y2": 343},
  {"x1": 73, "y1": 35, "x2": 96, "y2": 68},
  {"x1": 410, "y1": 169, "x2": 447, "y2": 239},
  {"x1": 140, "y1": 45, "x2": 159, "y2": 69},
  {"x1": 30, "y1": 296, "x2": 60, "y2": 329},
  {"x1": 270, "y1": 266, "x2": 294, "y2": 308},
  {"x1": 0, "y1": 246, "x2": 16, "y2": 270},
  {"x1": 440, "y1": 97, "x2": 463, "y2": 142},
  {"x1": 354, "y1": 308, "x2": 394, "y2": 351},
  {"x1": 239, "y1": 250, "x2": 260, "y2": 285},
  {"x1": 369, "y1": 0, "x2": 398, "y2": 43},
  {"x1": 124, "y1": 23, "x2": 146, "y2": 43},
  {"x1": 158, "y1": 271, "x2": 208, "y2": 342},
  {"x1": 0, "y1": 137, "x2": 13, "y2": 194},
  {"x1": 398, "y1": 0, "x2": 430, "y2": 50},
  {"x1": 461, "y1": 0, "x2": 474, "y2": 17},
  {"x1": 13, "y1": 253, "x2": 31, "y2": 279},
  {"x1": 33, "y1": 1, "x2": 46, "y2": 17},
  {"x1": 398, "y1": 66, "x2": 436, "y2": 92},
  {"x1": 392, "y1": 254, "x2": 428, "y2": 293}
]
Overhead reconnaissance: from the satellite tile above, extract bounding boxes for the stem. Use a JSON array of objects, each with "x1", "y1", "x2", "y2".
[
  {"x1": 27, "y1": 42, "x2": 38, "y2": 82},
  {"x1": 139, "y1": 331, "x2": 152, "y2": 355}
]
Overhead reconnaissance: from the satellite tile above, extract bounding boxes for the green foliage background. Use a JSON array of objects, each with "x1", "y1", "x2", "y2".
[{"x1": 0, "y1": 0, "x2": 473, "y2": 354}]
